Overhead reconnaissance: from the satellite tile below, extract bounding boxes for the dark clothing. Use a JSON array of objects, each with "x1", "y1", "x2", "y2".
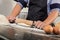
[
  {"x1": 27, "y1": 0, "x2": 48, "y2": 21},
  {"x1": 15, "y1": 0, "x2": 60, "y2": 21},
  {"x1": 14, "y1": 0, "x2": 48, "y2": 21},
  {"x1": 14, "y1": 0, "x2": 27, "y2": 7}
]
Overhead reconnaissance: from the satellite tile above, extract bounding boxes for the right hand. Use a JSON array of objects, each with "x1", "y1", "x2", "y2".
[{"x1": 7, "y1": 16, "x2": 16, "y2": 23}]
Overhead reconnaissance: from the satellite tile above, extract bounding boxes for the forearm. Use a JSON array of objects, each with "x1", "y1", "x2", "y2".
[
  {"x1": 44, "y1": 10, "x2": 59, "y2": 25},
  {"x1": 10, "y1": 4, "x2": 22, "y2": 17}
]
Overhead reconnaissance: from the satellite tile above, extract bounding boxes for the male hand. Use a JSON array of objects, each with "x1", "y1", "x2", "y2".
[
  {"x1": 34, "y1": 21, "x2": 46, "y2": 29},
  {"x1": 7, "y1": 16, "x2": 16, "y2": 23}
]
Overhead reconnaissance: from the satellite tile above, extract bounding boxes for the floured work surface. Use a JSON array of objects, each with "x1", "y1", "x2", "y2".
[{"x1": 0, "y1": 24, "x2": 60, "y2": 40}]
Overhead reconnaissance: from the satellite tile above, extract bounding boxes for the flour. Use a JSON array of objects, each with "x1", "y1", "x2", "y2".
[{"x1": 0, "y1": 14, "x2": 10, "y2": 25}]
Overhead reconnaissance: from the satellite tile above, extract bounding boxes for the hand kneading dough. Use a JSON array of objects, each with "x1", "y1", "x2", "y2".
[{"x1": 0, "y1": 14, "x2": 9, "y2": 25}]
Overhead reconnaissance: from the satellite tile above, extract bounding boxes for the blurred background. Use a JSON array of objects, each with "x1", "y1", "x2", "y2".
[
  {"x1": 0, "y1": 0, "x2": 28, "y2": 19},
  {"x1": 0, "y1": 0, "x2": 60, "y2": 24}
]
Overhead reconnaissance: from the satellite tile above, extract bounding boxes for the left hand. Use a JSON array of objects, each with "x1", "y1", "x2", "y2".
[{"x1": 34, "y1": 21, "x2": 46, "y2": 29}]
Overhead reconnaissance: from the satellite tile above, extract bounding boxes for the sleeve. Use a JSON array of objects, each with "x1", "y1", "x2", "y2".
[
  {"x1": 14, "y1": 0, "x2": 28, "y2": 8},
  {"x1": 50, "y1": 0, "x2": 60, "y2": 10}
]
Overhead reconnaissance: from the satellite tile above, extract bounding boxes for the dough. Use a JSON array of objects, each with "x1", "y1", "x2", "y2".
[
  {"x1": 15, "y1": 18, "x2": 33, "y2": 26},
  {"x1": 0, "y1": 14, "x2": 10, "y2": 25},
  {"x1": 17, "y1": 23, "x2": 30, "y2": 27}
]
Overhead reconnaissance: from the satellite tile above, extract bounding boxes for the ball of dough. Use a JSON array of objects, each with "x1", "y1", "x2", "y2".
[
  {"x1": 53, "y1": 26, "x2": 60, "y2": 35},
  {"x1": 43, "y1": 25, "x2": 53, "y2": 34}
]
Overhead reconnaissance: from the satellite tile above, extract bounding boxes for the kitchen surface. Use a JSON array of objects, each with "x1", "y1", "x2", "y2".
[
  {"x1": 0, "y1": 23, "x2": 60, "y2": 40},
  {"x1": 0, "y1": 0, "x2": 60, "y2": 40}
]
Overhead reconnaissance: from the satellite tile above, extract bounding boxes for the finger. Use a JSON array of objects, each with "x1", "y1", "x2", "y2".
[
  {"x1": 35, "y1": 21, "x2": 43, "y2": 28},
  {"x1": 40, "y1": 24, "x2": 44, "y2": 29},
  {"x1": 37, "y1": 22, "x2": 43, "y2": 29},
  {"x1": 40, "y1": 22, "x2": 46, "y2": 29},
  {"x1": 35, "y1": 21, "x2": 41, "y2": 27},
  {"x1": 9, "y1": 18, "x2": 16, "y2": 23}
]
